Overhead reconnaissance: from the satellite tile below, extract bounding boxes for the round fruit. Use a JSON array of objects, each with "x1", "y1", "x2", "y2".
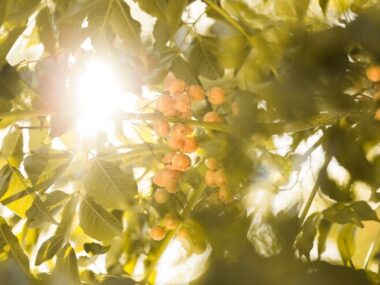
[
  {"x1": 208, "y1": 86, "x2": 226, "y2": 105},
  {"x1": 156, "y1": 94, "x2": 172, "y2": 113},
  {"x1": 205, "y1": 170, "x2": 217, "y2": 187},
  {"x1": 153, "y1": 120, "x2": 170, "y2": 137},
  {"x1": 163, "y1": 105, "x2": 180, "y2": 117},
  {"x1": 168, "y1": 136, "x2": 184, "y2": 150},
  {"x1": 150, "y1": 225, "x2": 166, "y2": 241},
  {"x1": 374, "y1": 91, "x2": 380, "y2": 101},
  {"x1": 168, "y1": 79, "x2": 186, "y2": 95},
  {"x1": 172, "y1": 153, "x2": 191, "y2": 172},
  {"x1": 188, "y1": 85, "x2": 205, "y2": 101},
  {"x1": 171, "y1": 123, "x2": 189, "y2": 137},
  {"x1": 165, "y1": 180, "x2": 178, "y2": 193},
  {"x1": 205, "y1": 157, "x2": 218, "y2": 170},
  {"x1": 154, "y1": 189, "x2": 170, "y2": 204},
  {"x1": 203, "y1": 111, "x2": 223, "y2": 123},
  {"x1": 218, "y1": 186, "x2": 233, "y2": 203},
  {"x1": 214, "y1": 169, "x2": 227, "y2": 185},
  {"x1": 375, "y1": 109, "x2": 380, "y2": 121},
  {"x1": 153, "y1": 170, "x2": 166, "y2": 187},
  {"x1": 161, "y1": 169, "x2": 181, "y2": 185},
  {"x1": 181, "y1": 137, "x2": 198, "y2": 153},
  {"x1": 367, "y1": 66, "x2": 380, "y2": 82},
  {"x1": 164, "y1": 213, "x2": 181, "y2": 230},
  {"x1": 173, "y1": 94, "x2": 191, "y2": 113},
  {"x1": 162, "y1": 152, "x2": 176, "y2": 165}
]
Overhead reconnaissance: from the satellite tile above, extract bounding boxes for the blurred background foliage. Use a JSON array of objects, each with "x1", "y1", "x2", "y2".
[{"x1": 1, "y1": 0, "x2": 380, "y2": 284}]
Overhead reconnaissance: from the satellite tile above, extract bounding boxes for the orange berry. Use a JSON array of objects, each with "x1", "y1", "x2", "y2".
[
  {"x1": 214, "y1": 169, "x2": 227, "y2": 185},
  {"x1": 205, "y1": 170, "x2": 217, "y2": 188},
  {"x1": 163, "y1": 105, "x2": 180, "y2": 117},
  {"x1": 153, "y1": 120, "x2": 170, "y2": 137},
  {"x1": 165, "y1": 180, "x2": 178, "y2": 193},
  {"x1": 168, "y1": 136, "x2": 184, "y2": 150},
  {"x1": 171, "y1": 123, "x2": 188, "y2": 137},
  {"x1": 154, "y1": 189, "x2": 170, "y2": 204},
  {"x1": 153, "y1": 170, "x2": 166, "y2": 187},
  {"x1": 374, "y1": 91, "x2": 380, "y2": 101},
  {"x1": 173, "y1": 94, "x2": 191, "y2": 113},
  {"x1": 205, "y1": 157, "x2": 218, "y2": 170},
  {"x1": 150, "y1": 225, "x2": 166, "y2": 241},
  {"x1": 172, "y1": 153, "x2": 191, "y2": 172},
  {"x1": 203, "y1": 111, "x2": 223, "y2": 123},
  {"x1": 188, "y1": 85, "x2": 205, "y2": 101},
  {"x1": 375, "y1": 109, "x2": 380, "y2": 121},
  {"x1": 367, "y1": 66, "x2": 380, "y2": 82},
  {"x1": 180, "y1": 111, "x2": 193, "y2": 119},
  {"x1": 161, "y1": 169, "x2": 181, "y2": 185},
  {"x1": 208, "y1": 86, "x2": 226, "y2": 105},
  {"x1": 168, "y1": 79, "x2": 186, "y2": 95},
  {"x1": 164, "y1": 213, "x2": 181, "y2": 230},
  {"x1": 162, "y1": 152, "x2": 176, "y2": 165},
  {"x1": 218, "y1": 186, "x2": 233, "y2": 203},
  {"x1": 156, "y1": 94, "x2": 172, "y2": 113},
  {"x1": 181, "y1": 137, "x2": 198, "y2": 153},
  {"x1": 177, "y1": 227, "x2": 191, "y2": 242}
]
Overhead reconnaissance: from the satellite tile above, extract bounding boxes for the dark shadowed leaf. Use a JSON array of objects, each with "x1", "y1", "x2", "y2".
[
  {"x1": 337, "y1": 224, "x2": 356, "y2": 266},
  {"x1": 84, "y1": 242, "x2": 110, "y2": 255},
  {"x1": 319, "y1": 0, "x2": 329, "y2": 14},
  {"x1": 0, "y1": 65, "x2": 24, "y2": 100},
  {"x1": 317, "y1": 219, "x2": 331, "y2": 259},
  {"x1": 323, "y1": 202, "x2": 363, "y2": 227},
  {"x1": 36, "y1": 7, "x2": 57, "y2": 55},
  {"x1": 351, "y1": 201, "x2": 379, "y2": 222},
  {"x1": 295, "y1": 213, "x2": 321, "y2": 260},
  {"x1": 294, "y1": 0, "x2": 310, "y2": 18}
]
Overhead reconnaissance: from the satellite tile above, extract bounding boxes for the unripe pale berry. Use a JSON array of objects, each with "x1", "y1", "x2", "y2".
[
  {"x1": 164, "y1": 213, "x2": 181, "y2": 230},
  {"x1": 214, "y1": 169, "x2": 227, "y2": 186},
  {"x1": 218, "y1": 186, "x2": 233, "y2": 203},
  {"x1": 156, "y1": 94, "x2": 172, "y2": 113},
  {"x1": 153, "y1": 120, "x2": 170, "y2": 137},
  {"x1": 208, "y1": 86, "x2": 226, "y2": 105},
  {"x1": 367, "y1": 66, "x2": 380, "y2": 82},
  {"x1": 205, "y1": 157, "x2": 218, "y2": 170},
  {"x1": 173, "y1": 94, "x2": 191, "y2": 113},
  {"x1": 203, "y1": 111, "x2": 223, "y2": 123},
  {"x1": 205, "y1": 170, "x2": 217, "y2": 187},
  {"x1": 150, "y1": 225, "x2": 166, "y2": 241},
  {"x1": 181, "y1": 137, "x2": 198, "y2": 153},
  {"x1": 154, "y1": 189, "x2": 170, "y2": 204},
  {"x1": 168, "y1": 136, "x2": 184, "y2": 150},
  {"x1": 188, "y1": 85, "x2": 205, "y2": 101},
  {"x1": 169, "y1": 79, "x2": 186, "y2": 95},
  {"x1": 172, "y1": 153, "x2": 191, "y2": 172}
]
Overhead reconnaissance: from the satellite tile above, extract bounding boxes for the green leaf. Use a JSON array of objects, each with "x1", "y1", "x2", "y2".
[
  {"x1": 84, "y1": 242, "x2": 110, "y2": 255},
  {"x1": 110, "y1": 0, "x2": 142, "y2": 54},
  {"x1": 0, "y1": 217, "x2": 30, "y2": 275},
  {"x1": 52, "y1": 244, "x2": 80, "y2": 285},
  {"x1": 5, "y1": 0, "x2": 40, "y2": 25},
  {"x1": 79, "y1": 196, "x2": 123, "y2": 241},
  {"x1": 1, "y1": 130, "x2": 23, "y2": 167},
  {"x1": 84, "y1": 159, "x2": 136, "y2": 210},
  {"x1": 337, "y1": 224, "x2": 356, "y2": 266},
  {"x1": 319, "y1": 168, "x2": 352, "y2": 202},
  {"x1": 351, "y1": 201, "x2": 379, "y2": 222},
  {"x1": 24, "y1": 149, "x2": 72, "y2": 186},
  {"x1": 26, "y1": 195, "x2": 59, "y2": 228},
  {"x1": 171, "y1": 56, "x2": 199, "y2": 85},
  {"x1": 0, "y1": 27, "x2": 24, "y2": 67},
  {"x1": 294, "y1": 0, "x2": 310, "y2": 18},
  {"x1": 56, "y1": 197, "x2": 77, "y2": 237},
  {"x1": 35, "y1": 235, "x2": 65, "y2": 266},
  {"x1": 323, "y1": 202, "x2": 363, "y2": 227},
  {"x1": 317, "y1": 219, "x2": 331, "y2": 259},
  {"x1": 166, "y1": 0, "x2": 187, "y2": 35},
  {"x1": 0, "y1": 165, "x2": 33, "y2": 217},
  {"x1": 188, "y1": 37, "x2": 224, "y2": 80},
  {"x1": 295, "y1": 213, "x2": 321, "y2": 260},
  {"x1": 36, "y1": 7, "x2": 57, "y2": 55},
  {"x1": 135, "y1": 0, "x2": 167, "y2": 20},
  {"x1": 319, "y1": 0, "x2": 329, "y2": 14},
  {"x1": 0, "y1": 0, "x2": 8, "y2": 27},
  {"x1": 0, "y1": 65, "x2": 24, "y2": 100},
  {"x1": 153, "y1": 19, "x2": 170, "y2": 50}
]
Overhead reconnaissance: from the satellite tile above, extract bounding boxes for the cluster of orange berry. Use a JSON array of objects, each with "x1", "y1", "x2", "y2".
[
  {"x1": 366, "y1": 65, "x2": 380, "y2": 120},
  {"x1": 205, "y1": 157, "x2": 232, "y2": 204},
  {"x1": 149, "y1": 78, "x2": 229, "y2": 241}
]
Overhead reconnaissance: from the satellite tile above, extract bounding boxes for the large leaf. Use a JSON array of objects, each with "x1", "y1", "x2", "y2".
[
  {"x1": 36, "y1": 7, "x2": 57, "y2": 55},
  {"x1": 188, "y1": 36, "x2": 224, "y2": 80},
  {"x1": 109, "y1": 0, "x2": 142, "y2": 54},
  {"x1": 1, "y1": 130, "x2": 23, "y2": 167},
  {"x1": 35, "y1": 235, "x2": 65, "y2": 266},
  {"x1": 26, "y1": 195, "x2": 59, "y2": 228},
  {"x1": 0, "y1": 65, "x2": 24, "y2": 100},
  {"x1": 135, "y1": 0, "x2": 167, "y2": 19},
  {"x1": 323, "y1": 202, "x2": 363, "y2": 227},
  {"x1": 79, "y1": 196, "x2": 123, "y2": 241},
  {"x1": 51, "y1": 244, "x2": 80, "y2": 285},
  {"x1": 0, "y1": 165, "x2": 33, "y2": 217},
  {"x1": 24, "y1": 149, "x2": 72, "y2": 186},
  {"x1": 0, "y1": 27, "x2": 24, "y2": 67},
  {"x1": 337, "y1": 224, "x2": 356, "y2": 266},
  {"x1": 0, "y1": 217, "x2": 30, "y2": 275},
  {"x1": 351, "y1": 201, "x2": 379, "y2": 222},
  {"x1": 317, "y1": 219, "x2": 331, "y2": 259},
  {"x1": 84, "y1": 159, "x2": 136, "y2": 210},
  {"x1": 171, "y1": 56, "x2": 199, "y2": 85},
  {"x1": 84, "y1": 242, "x2": 110, "y2": 255},
  {"x1": 295, "y1": 213, "x2": 321, "y2": 260}
]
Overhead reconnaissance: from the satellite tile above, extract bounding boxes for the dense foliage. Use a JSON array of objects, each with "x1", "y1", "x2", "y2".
[{"x1": 2, "y1": 0, "x2": 380, "y2": 284}]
